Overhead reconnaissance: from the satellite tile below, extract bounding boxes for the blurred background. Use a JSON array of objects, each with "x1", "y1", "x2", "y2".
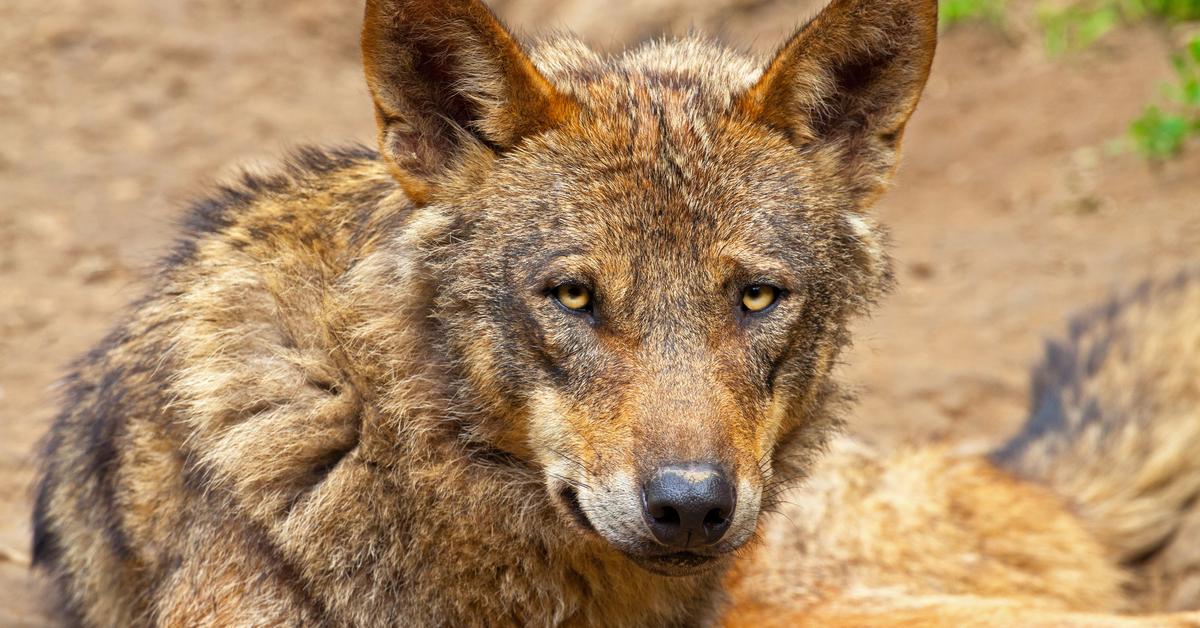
[{"x1": 1, "y1": 0, "x2": 1198, "y2": 623}]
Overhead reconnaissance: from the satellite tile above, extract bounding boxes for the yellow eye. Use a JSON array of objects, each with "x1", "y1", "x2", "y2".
[
  {"x1": 554, "y1": 284, "x2": 592, "y2": 312},
  {"x1": 741, "y1": 285, "x2": 778, "y2": 313}
]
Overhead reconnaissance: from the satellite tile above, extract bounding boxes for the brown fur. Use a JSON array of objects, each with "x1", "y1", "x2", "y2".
[{"x1": 29, "y1": 0, "x2": 1200, "y2": 625}]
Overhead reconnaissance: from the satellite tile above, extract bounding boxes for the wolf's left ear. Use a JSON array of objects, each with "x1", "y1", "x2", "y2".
[
  {"x1": 738, "y1": 0, "x2": 938, "y2": 206},
  {"x1": 362, "y1": 0, "x2": 577, "y2": 204}
]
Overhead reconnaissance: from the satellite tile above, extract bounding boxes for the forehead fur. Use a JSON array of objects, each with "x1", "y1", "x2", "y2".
[
  {"x1": 478, "y1": 38, "x2": 834, "y2": 271},
  {"x1": 531, "y1": 36, "x2": 763, "y2": 112}
]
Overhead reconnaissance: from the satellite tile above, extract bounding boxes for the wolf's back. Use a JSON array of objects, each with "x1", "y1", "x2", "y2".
[{"x1": 993, "y1": 270, "x2": 1200, "y2": 564}]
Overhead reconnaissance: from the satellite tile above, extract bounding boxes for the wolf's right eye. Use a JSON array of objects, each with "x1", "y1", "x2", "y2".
[
  {"x1": 553, "y1": 284, "x2": 592, "y2": 313},
  {"x1": 741, "y1": 285, "x2": 779, "y2": 313}
]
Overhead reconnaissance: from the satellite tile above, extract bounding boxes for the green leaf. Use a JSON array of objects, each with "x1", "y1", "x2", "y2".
[
  {"x1": 1182, "y1": 78, "x2": 1200, "y2": 106},
  {"x1": 1171, "y1": 52, "x2": 1189, "y2": 74},
  {"x1": 940, "y1": 0, "x2": 1005, "y2": 29},
  {"x1": 1131, "y1": 107, "x2": 1190, "y2": 158},
  {"x1": 1039, "y1": 9, "x2": 1070, "y2": 55},
  {"x1": 1122, "y1": 0, "x2": 1150, "y2": 19},
  {"x1": 1078, "y1": 6, "x2": 1119, "y2": 45}
]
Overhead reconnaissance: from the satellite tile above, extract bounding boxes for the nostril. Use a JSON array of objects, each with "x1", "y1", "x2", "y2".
[
  {"x1": 703, "y1": 507, "x2": 728, "y2": 528},
  {"x1": 653, "y1": 506, "x2": 680, "y2": 526}
]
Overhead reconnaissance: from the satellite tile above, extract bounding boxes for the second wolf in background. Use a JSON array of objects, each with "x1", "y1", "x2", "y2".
[{"x1": 727, "y1": 271, "x2": 1200, "y2": 625}]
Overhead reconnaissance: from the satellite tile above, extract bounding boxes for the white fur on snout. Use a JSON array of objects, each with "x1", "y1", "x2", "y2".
[
  {"x1": 525, "y1": 389, "x2": 648, "y2": 551},
  {"x1": 724, "y1": 477, "x2": 762, "y2": 549},
  {"x1": 581, "y1": 470, "x2": 649, "y2": 551}
]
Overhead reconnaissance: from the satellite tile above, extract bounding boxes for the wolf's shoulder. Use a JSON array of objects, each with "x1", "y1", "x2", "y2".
[{"x1": 162, "y1": 145, "x2": 403, "y2": 275}]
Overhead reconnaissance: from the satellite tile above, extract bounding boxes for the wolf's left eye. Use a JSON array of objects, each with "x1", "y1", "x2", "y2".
[
  {"x1": 741, "y1": 285, "x2": 779, "y2": 313},
  {"x1": 554, "y1": 284, "x2": 592, "y2": 312}
]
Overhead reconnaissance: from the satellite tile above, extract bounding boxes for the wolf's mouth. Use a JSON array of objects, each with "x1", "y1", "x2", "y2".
[{"x1": 630, "y1": 550, "x2": 722, "y2": 576}]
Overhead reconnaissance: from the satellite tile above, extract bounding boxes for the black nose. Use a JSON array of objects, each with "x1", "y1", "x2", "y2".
[{"x1": 641, "y1": 463, "x2": 735, "y2": 549}]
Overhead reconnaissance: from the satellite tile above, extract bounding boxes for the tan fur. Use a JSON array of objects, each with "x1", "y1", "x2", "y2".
[{"x1": 30, "y1": 0, "x2": 1200, "y2": 625}]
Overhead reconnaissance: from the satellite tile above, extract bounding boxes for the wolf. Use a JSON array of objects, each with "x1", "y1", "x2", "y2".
[{"x1": 29, "y1": 0, "x2": 1200, "y2": 624}]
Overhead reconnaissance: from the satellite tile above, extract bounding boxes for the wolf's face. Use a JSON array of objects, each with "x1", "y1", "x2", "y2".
[
  {"x1": 430, "y1": 111, "x2": 890, "y2": 573},
  {"x1": 363, "y1": 0, "x2": 936, "y2": 574}
]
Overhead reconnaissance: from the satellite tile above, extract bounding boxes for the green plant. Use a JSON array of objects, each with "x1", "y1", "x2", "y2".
[
  {"x1": 940, "y1": 0, "x2": 1006, "y2": 29},
  {"x1": 1038, "y1": 0, "x2": 1200, "y2": 54},
  {"x1": 1139, "y1": 0, "x2": 1200, "y2": 20},
  {"x1": 1040, "y1": 2, "x2": 1122, "y2": 54},
  {"x1": 1037, "y1": 0, "x2": 1200, "y2": 158},
  {"x1": 1130, "y1": 36, "x2": 1200, "y2": 157}
]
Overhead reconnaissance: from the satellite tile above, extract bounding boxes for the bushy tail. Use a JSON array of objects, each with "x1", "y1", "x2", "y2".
[{"x1": 992, "y1": 270, "x2": 1200, "y2": 563}]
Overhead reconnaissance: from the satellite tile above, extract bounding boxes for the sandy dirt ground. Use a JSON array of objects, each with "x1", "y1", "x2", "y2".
[{"x1": 1, "y1": 0, "x2": 1198, "y2": 623}]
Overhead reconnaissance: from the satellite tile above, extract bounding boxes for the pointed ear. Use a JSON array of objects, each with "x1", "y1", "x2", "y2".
[
  {"x1": 737, "y1": 0, "x2": 937, "y2": 206},
  {"x1": 362, "y1": 0, "x2": 577, "y2": 203}
]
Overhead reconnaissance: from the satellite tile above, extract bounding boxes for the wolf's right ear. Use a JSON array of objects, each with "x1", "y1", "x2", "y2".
[
  {"x1": 737, "y1": 0, "x2": 938, "y2": 207},
  {"x1": 362, "y1": 0, "x2": 577, "y2": 203}
]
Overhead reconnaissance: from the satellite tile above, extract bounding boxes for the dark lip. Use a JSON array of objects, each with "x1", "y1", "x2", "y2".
[{"x1": 628, "y1": 550, "x2": 724, "y2": 576}]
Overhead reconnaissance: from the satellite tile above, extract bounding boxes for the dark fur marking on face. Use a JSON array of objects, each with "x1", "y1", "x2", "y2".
[
  {"x1": 495, "y1": 280, "x2": 575, "y2": 392},
  {"x1": 777, "y1": 313, "x2": 826, "y2": 397},
  {"x1": 641, "y1": 69, "x2": 700, "y2": 92},
  {"x1": 489, "y1": 235, "x2": 587, "y2": 392},
  {"x1": 653, "y1": 102, "x2": 687, "y2": 182}
]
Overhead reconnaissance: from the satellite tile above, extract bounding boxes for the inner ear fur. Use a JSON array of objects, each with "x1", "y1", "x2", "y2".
[
  {"x1": 738, "y1": 0, "x2": 938, "y2": 206},
  {"x1": 362, "y1": 0, "x2": 577, "y2": 203}
]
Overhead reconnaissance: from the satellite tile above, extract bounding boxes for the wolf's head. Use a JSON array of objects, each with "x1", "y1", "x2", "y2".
[{"x1": 362, "y1": 0, "x2": 936, "y2": 575}]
